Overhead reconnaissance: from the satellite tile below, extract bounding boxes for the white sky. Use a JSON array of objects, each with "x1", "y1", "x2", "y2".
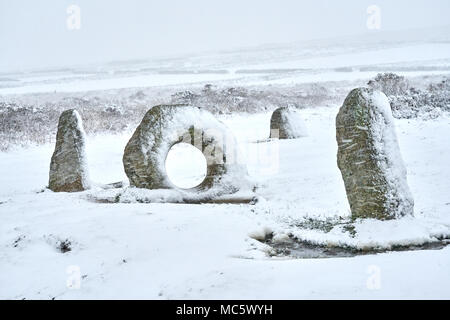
[{"x1": 1, "y1": 0, "x2": 450, "y2": 72}]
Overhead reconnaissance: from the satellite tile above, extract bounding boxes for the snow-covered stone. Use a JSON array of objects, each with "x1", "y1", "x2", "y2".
[
  {"x1": 269, "y1": 107, "x2": 307, "y2": 139},
  {"x1": 49, "y1": 109, "x2": 90, "y2": 192},
  {"x1": 336, "y1": 88, "x2": 414, "y2": 220},
  {"x1": 123, "y1": 104, "x2": 250, "y2": 196}
]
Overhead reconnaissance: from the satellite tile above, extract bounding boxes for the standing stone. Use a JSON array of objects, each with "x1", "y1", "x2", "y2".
[
  {"x1": 336, "y1": 88, "x2": 414, "y2": 220},
  {"x1": 49, "y1": 109, "x2": 90, "y2": 192},
  {"x1": 270, "y1": 107, "x2": 307, "y2": 139}
]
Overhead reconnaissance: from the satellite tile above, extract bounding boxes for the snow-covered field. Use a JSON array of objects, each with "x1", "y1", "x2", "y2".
[
  {"x1": 1, "y1": 35, "x2": 450, "y2": 299},
  {"x1": 1, "y1": 106, "x2": 449, "y2": 299},
  {"x1": 2, "y1": 35, "x2": 450, "y2": 95}
]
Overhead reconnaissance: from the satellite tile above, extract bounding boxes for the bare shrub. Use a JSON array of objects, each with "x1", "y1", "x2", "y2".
[
  {"x1": 368, "y1": 74, "x2": 450, "y2": 119},
  {"x1": 368, "y1": 73, "x2": 410, "y2": 96},
  {"x1": 0, "y1": 82, "x2": 350, "y2": 151}
]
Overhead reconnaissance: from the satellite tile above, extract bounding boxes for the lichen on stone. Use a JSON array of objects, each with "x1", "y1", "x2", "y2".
[{"x1": 336, "y1": 88, "x2": 414, "y2": 220}]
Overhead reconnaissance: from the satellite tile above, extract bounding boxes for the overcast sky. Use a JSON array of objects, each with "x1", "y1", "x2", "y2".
[{"x1": 1, "y1": 0, "x2": 450, "y2": 72}]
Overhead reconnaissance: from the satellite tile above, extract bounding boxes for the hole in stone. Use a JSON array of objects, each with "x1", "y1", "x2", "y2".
[{"x1": 165, "y1": 142, "x2": 207, "y2": 189}]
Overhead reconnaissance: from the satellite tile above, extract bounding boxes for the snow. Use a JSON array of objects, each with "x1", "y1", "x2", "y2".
[
  {"x1": 165, "y1": 142, "x2": 207, "y2": 189},
  {"x1": 1, "y1": 36, "x2": 450, "y2": 299},
  {"x1": 366, "y1": 90, "x2": 414, "y2": 218},
  {"x1": 245, "y1": 43, "x2": 450, "y2": 70},
  {"x1": 1, "y1": 43, "x2": 449, "y2": 95},
  {"x1": 73, "y1": 110, "x2": 91, "y2": 189},
  {"x1": 1, "y1": 106, "x2": 449, "y2": 299},
  {"x1": 0, "y1": 73, "x2": 247, "y2": 95},
  {"x1": 279, "y1": 107, "x2": 308, "y2": 138},
  {"x1": 243, "y1": 70, "x2": 450, "y2": 87}
]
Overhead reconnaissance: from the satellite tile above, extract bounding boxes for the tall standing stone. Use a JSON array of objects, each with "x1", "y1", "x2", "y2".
[
  {"x1": 49, "y1": 109, "x2": 90, "y2": 192},
  {"x1": 336, "y1": 88, "x2": 414, "y2": 220},
  {"x1": 270, "y1": 107, "x2": 307, "y2": 139}
]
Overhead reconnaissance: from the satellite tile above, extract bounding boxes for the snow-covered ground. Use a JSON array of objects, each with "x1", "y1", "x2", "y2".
[
  {"x1": 1, "y1": 34, "x2": 450, "y2": 299},
  {"x1": 1, "y1": 39, "x2": 450, "y2": 95},
  {"x1": 0, "y1": 106, "x2": 449, "y2": 299}
]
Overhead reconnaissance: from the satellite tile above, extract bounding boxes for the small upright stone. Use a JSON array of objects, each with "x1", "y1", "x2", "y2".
[
  {"x1": 336, "y1": 88, "x2": 414, "y2": 220},
  {"x1": 270, "y1": 107, "x2": 307, "y2": 139},
  {"x1": 49, "y1": 109, "x2": 90, "y2": 192}
]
